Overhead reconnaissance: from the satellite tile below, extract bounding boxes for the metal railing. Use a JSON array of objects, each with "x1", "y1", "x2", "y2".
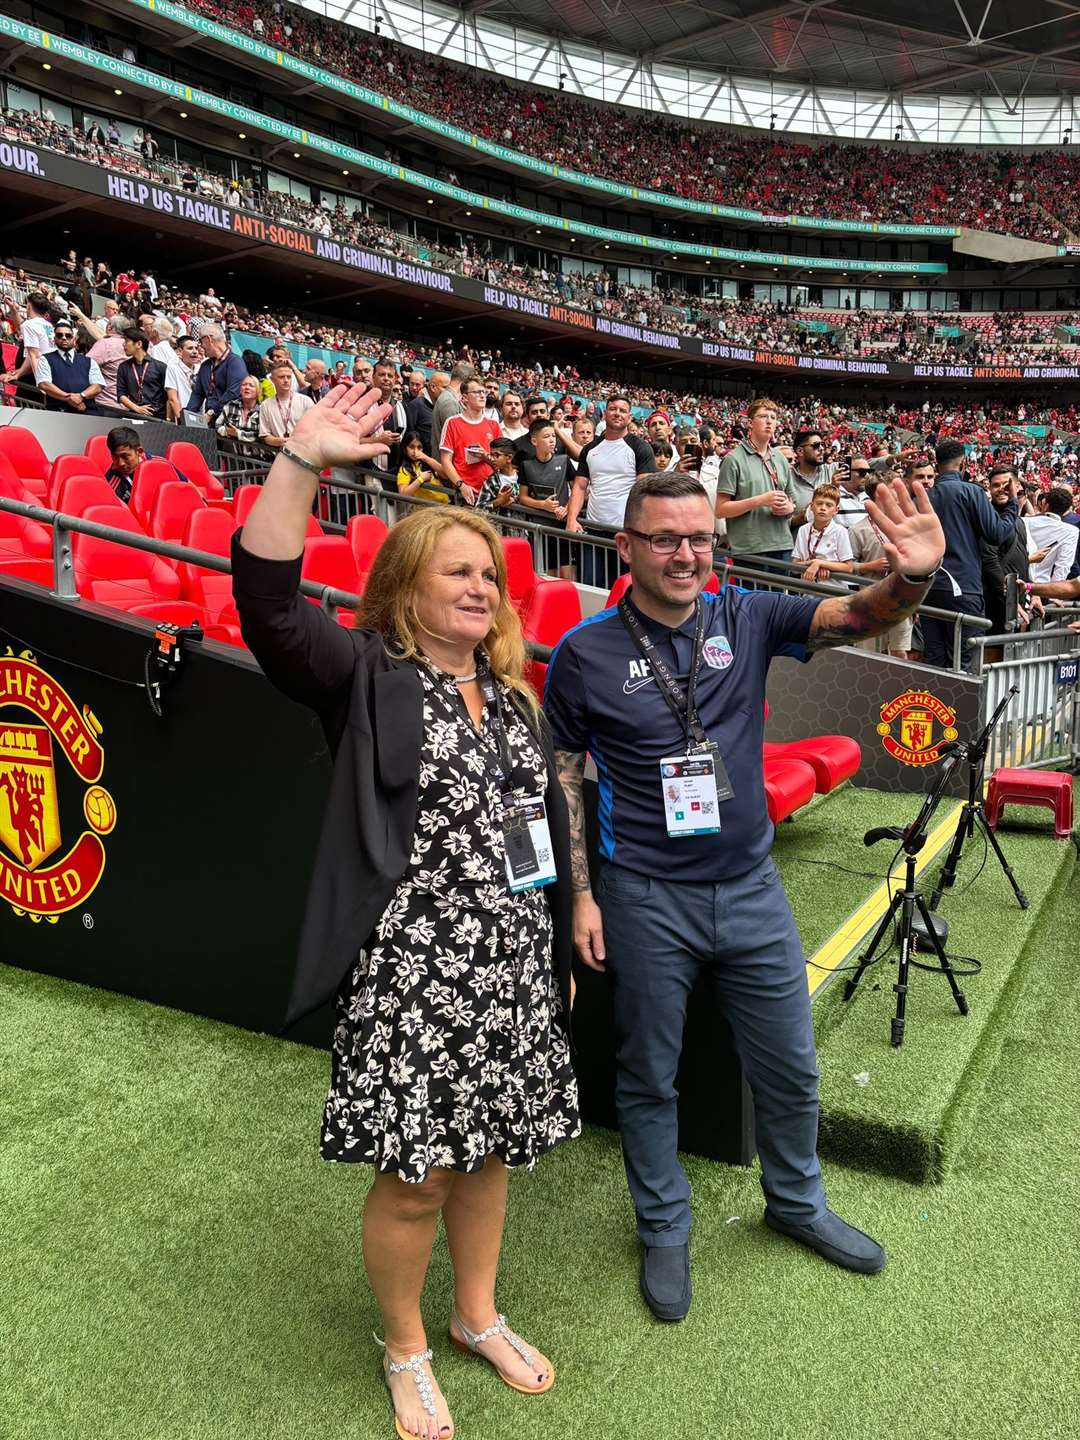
[{"x1": 971, "y1": 625, "x2": 1080, "y2": 772}]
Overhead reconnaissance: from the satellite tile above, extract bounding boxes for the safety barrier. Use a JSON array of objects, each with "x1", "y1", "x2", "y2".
[{"x1": 972, "y1": 626, "x2": 1080, "y2": 773}]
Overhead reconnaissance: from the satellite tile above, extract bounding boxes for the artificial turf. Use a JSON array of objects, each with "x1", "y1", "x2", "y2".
[
  {"x1": 3, "y1": 827, "x2": 1078, "y2": 1440},
  {"x1": 813, "y1": 808, "x2": 1071, "y2": 1182}
]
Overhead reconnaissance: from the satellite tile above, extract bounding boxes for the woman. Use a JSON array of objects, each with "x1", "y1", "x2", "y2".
[
  {"x1": 232, "y1": 384, "x2": 579, "y2": 1440},
  {"x1": 215, "y1": 373, "x2": 263, "y2": 444}
]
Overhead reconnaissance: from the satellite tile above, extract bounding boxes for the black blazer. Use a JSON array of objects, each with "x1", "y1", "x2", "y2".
[{"x1": 230, "y1": 534, "x2": 574, "y2": 1031}]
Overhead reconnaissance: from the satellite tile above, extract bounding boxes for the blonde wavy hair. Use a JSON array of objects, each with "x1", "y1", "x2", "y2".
[{"x1": 356, "y1": 507, "x2": 539, "y2": 716}]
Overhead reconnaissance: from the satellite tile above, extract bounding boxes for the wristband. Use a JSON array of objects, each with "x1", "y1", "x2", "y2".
[
  {"x1": 898, "y1": 565, "x2": 941, "y2": 586},
  {"x1": 279, "y1": 445, "x2": 324, "y2": 477}
]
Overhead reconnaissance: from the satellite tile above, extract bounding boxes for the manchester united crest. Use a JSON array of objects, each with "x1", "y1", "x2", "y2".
[
  {"x1": 0, "y1": 650, "x2": 115, "y2": 922},
  {"x1": 876, "y1": 688, "x2": 959, "y2": 767}
]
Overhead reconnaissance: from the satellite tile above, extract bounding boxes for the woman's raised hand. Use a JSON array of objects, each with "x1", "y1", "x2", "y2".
[{"x1": 288, "y1": 382, "x2": 394, "y2": 470}]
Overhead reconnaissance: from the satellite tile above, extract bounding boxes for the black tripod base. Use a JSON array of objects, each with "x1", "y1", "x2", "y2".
[{"x1": 911, "y1": 908, "x2": 948, "y2": 950}]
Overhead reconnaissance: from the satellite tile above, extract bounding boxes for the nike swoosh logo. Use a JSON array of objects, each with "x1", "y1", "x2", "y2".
[{"x1": 622, "y1": 676, "x2": 657, "y2": 695}]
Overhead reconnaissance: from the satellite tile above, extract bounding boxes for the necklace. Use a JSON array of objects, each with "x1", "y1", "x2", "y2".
[{"x1": 453, "y1": 671, "x2": 478, "y2": 684}]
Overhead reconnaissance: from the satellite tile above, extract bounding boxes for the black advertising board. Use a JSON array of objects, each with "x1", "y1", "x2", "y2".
[{"x1": 2, "y1": 139, "x2": 1077, "y2": 386}]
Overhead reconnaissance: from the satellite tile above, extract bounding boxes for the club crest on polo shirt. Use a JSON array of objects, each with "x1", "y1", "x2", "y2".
[{"x1": 702, "y1": 635, "x2": 734, "y2": 670}]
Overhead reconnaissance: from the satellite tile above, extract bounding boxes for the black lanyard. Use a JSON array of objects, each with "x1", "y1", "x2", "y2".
[
  {"x1": 618, "y1": 596, "x2": 708, "y2": 749},
  {"x1": 479, "y1": 675, "x2": 527, "y2": 796}
]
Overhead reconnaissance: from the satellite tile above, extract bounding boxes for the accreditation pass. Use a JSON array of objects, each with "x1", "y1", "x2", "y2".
[
  {"x1": 660, "y1": 753, "x2": 721, "y2": 838},
  {"x1": 503, "y1": 795, "x2": 558, "y2": 892}
]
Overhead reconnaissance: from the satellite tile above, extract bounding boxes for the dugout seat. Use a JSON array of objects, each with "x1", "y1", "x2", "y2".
[
  {"x1": 0, "y1": 503, "x2": 53, "y2": 587},
  {"x1": 165, "y1": 440, "x2": 226, "y2": 501},
  {"x1": 84, "y1": 433, "x2": 113, "y2": 473},
  {"x1": 131, "y1": 458, "x2": 183, "y2": 530},
  {"x1": 233, "y1": 483, "x2": 322, "y2": 537},
  {"x1": 346, "y1": 512, "x2": 388, "y2": 586},
  {"x1": 151, "y1": 481, "x2": 206, "y2": 546},
  {"x1": 56, "y1": 473, "x2": 126, "y2": 517},
  {"x1": 74, "y1": 505, "x2": 181, "y2": 610},
  {"x1": 0, "y1": 426, "x2": 49, "y2": 500},
  {"x1": 761, "y1": 698, "x2": 862, "y2": 795},
  {"x1": 48, "y1": 452, "x2": 104, "y2": 504},
  {"x1": 0, "y1": 452, "x2": 36, "y2": 505},
  {"x1": 301, "y1": 536, "x2": 361, "y2": 625},
  {"x1": 180, "y1": 507, "x2": 239, "y2": 625},
  {"x1": 763, "y1": 757, "x2": 817, "y2": 825},
  {"x1": 500, "y1": 537, "x2": 582, "y2": 693}
]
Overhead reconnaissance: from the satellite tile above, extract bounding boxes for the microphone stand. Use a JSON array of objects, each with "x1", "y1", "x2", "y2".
[
  {"x1": 843, "y1": 751, "x2": 970, "y2": 1047},
  {"x1": 928, "y1": 685, "x2": 1029, "y2": 914}
]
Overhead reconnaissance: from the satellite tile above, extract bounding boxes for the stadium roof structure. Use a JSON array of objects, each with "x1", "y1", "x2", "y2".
[{"x1": 455, "y1": 0, "x2": 1080, "y2": 99}]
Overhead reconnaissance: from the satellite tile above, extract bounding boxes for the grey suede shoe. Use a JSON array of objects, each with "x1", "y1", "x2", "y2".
[
  {"x1": 640, "y1": 1242, "x2": 692, "y2": 1321},
  {"x1": 764, "y1": 1208, "x2": 886, "y2": 1273}
]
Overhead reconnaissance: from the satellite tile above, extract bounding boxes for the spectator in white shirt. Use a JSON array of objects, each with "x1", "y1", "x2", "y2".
[
  {"x1": 165, "y1": 336, "x2": 202, "y2": 421},
  {"x1": 258, "y1": 362, "x2": 314, "y2": 448},
  {"x1": 0, "y1": 291, "x2": 56, "y2": 389},
  {"x1": 793, "y1": 483, "x2": 854, "y2": 583},
  {"x1": 834, "y1": 457, "x2": 872, "y2": 527},
  {"x1": 1025, "y1": 488, "x2": 1079, "y2": 583},
  {"x1": 148, "y1": 315, "x2": 176, "y2": 366}
]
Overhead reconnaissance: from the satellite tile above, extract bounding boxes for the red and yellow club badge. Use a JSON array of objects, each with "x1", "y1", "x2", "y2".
[
  {"x1": 877, "y1": 688, "x2": 959, "y2": 767},
  {"x1": 0, "y1": 649, "x2": 115, "y2": 923}
]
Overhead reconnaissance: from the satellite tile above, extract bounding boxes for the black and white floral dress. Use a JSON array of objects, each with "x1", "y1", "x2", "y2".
[{"x1": 321, "y1": 658, "x2": 580, "y2": 1182}]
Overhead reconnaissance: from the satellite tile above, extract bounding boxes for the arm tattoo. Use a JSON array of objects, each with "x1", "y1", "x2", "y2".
[
  {"x1": 554, "y1": 748, "x2": 592, "y2": 894},
  {"x1": 809, "y1": 571, "x2": 932, "y2": 650}
]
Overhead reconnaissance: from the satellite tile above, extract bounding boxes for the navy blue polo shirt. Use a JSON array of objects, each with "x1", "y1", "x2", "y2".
[{"x1": 544, "y1": 587, "x2": 822, "y2": 882}]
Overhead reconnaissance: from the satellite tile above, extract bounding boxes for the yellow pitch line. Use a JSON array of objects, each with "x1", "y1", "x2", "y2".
[
  {"x1": 806, "y1": 724, "x2": 1044, "y2": 997},
  {"x1": 805, "y1": 803, "x2": 961, "y2": 997}
]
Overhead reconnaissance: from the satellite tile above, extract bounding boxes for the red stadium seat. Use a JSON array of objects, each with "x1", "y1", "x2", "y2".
[
  {"x1": 347, "y1": 513, "x2": 388, "y2": 585},
  {"x1": 233, "y1": 483, "x2": 322, "y2": 536},
  {"x1": 48, "y1": 453, "x2": 104, "y2": 504},
  {"x1": 151, "y1": 481, "x2": 206, "y2": 546},
  {"x1": 165, "y1": 441, "x2": 226, "y2": 500},
  {"x1": 74, "y1": 505, "x2": 181, "y2": 610},
  {"x1": 0, "y1": 499, "x2": 53, "y2": 588},
  {"x1": 762, "y1": 737, "x2": 862, "y2": 794},
  {"x1": 0, "y1": 452, "x2": 36, "y2": 505},
  {"x1": 763, "y1": 757, "x2": 817, "y2": 825},
  {"x1": 84, "y1": 433, "x2": 113, "y2": 473},
  {"x1": 0, "y1": 427, "x2": 49, "y2": 500},
  {"x1": 301, "y1": 537, "x2": 361, "y2": 624},
  {"x1": 180, "y1": 507, "x2": 238, "y2": 623},
  {"x1": 500, "y1": 536, "x2": 582, "y2": 653},
  {"x1": 605, "y1": 570, "x2": 721, "y2": 609},
  {"x1": 56, "y1": 473, "x2": 126, "y2": 517},
  {"x1": 131, "y1": 458, "x2": 183, "y2": 529}
]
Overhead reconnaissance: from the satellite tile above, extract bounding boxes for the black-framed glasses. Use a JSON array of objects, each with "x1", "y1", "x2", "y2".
[{"x1": 624, "y1": 528, "x2": 718, "y2": 554}]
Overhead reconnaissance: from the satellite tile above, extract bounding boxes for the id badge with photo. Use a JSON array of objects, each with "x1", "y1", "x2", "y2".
[
  {"x1": 503, "y1": 795, "x2": 558, "y2": 892},
  {"x1": 659, "y1": 752, "x2": 724, "y2": 838}
]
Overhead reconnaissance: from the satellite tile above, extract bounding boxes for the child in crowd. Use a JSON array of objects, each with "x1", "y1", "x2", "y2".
[
  {"x1": 396, "y1": 430, "x2": 451, "y2": 504},
  {"x1": 792, "y1": 483, "x2": 854, "y2": 582},
  {"x1": 474, "y1": 437, "x2": 520, "y2": 512}
]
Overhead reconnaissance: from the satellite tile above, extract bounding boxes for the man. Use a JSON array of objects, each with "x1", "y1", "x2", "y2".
[
  {"x1": 164, "y1": 335, "x2": 201, "y2": 421},
  {"x1": 352, "y1": 356, "x2": 374, "y2": 388},
  {"x1": 102, "y1": 425, "x2": 190, "y2": 505},
  {"x1": 372, "y1": 356, "x2": 408, "y2": 471},
  {"x1": 849, "y1": 478, "x2": 910, "y2": 658},
  {"x1": 513, "y1": 395, "x2": 567, "y2": 466},
  {"x1": 565, "y1": 395, "x2": 654, "y2": 536},
  {"x1": 645, "y1": 411, "x2": 674, "y2": 448},
  {"x1": 258, "y1": 362, "x2": 315, "y2": 448},
  {"x1": 115, "y1": 330, "x2": 168, "y2": 420},
  {"x1": 406, "y1": 369, "x2": 425, "y2": 401},
  {"x1": 499, "y1": 390, "x2": 528, "y2": 443},
  {"x1": 431, "y1": 361, "x2": 474, "y2": 452},
  {"x1": 834, "y1": 456, "x2": 872, "y2": 527},
  {"x1": 571, "y1": 415, "x2": 595, "y2": 452},
  {"x1": 714, "y1": 399, "x2": 797, "y2": 571},
  {"x1": 35, "y1": 318, "x2": 103, "y2": 414},
  {"x1": 147, "y1": 316, "x2": 176, "y2": 367},
  {"x1": 901, "y1": 455, "x2": 936, "y2": 494},
  {"x1": 72, "y1": 308, "x2": 129, "y2": 412},
  {"x1": 438, "y1": 375, "x2": 502, "y2": 504},
  {"x1": 546, "y1": 470, "x2": 946, "y2": 1321},
  {"x1": 0, "y1": 291, "x2": 55, "y2": 389},
  {"x1": 1025, "y1": 487, "x2": 1079, "y2": 584},
  {"x1": 406, "y1": 371, "x2": 448, "y2": 455},
  {"x1": 185, "y1": 323, "x2": 246, "y2": 419},
  {"x1": 980, "y1": 467, "x2": 1032, "y2": 640},
  {"x1": 789, "y1": 430, "x2": 836, "y2": 524},
  {"x1": 300, "y1": 358, "x2": 329, "y2": 400},
  {"x1": 923, "y1": 440, "x2": 1019, "y2": 670}
]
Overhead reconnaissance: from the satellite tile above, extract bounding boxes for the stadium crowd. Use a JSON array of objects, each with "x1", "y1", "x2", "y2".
[
  {"x1": 167, "y1": 0, "x2": 1080, "y2": 243},
  {"x1": 3, "y1": 109, "x2": 1079, "y2": 371}
]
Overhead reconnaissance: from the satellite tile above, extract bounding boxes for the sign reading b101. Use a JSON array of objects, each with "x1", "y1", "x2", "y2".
[{"x1": 1055, "y1": 658, "x2": 1079, "y2": 686}]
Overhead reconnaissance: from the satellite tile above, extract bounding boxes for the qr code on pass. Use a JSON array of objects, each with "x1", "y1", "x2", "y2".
[
  {"x1": 700, "y1": 801, "x2": 715, "y2": 815},
  {"x1": 537, "y1": 847, "x2": 551, "y2": 864}
]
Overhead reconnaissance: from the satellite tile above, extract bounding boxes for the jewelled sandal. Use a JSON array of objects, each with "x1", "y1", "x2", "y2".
[
  {"x1": 448, "y1": 1310, "x2": 555, "y2": 1395},
  {"x1": 375, "y1": 1336, "x2": 451, "y2": 1440}
]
